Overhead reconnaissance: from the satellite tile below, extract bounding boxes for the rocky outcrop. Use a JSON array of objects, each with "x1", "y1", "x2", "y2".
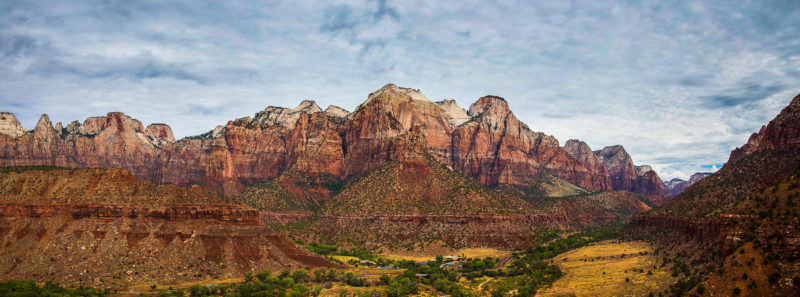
[
  {"x1": 324, "y1": 105, "x2": 350, "y2": 118},
  {"x1": 251, "y1": 100, "x2": 323, "y2": 129},
  {"x1": 729, "y1": 93, "x2": 800, "y2": 163},
  {"x1": 594, "y1": 145, "x2": 639, "y2": 190},
  {"x1": 435, "y1": 99, "x2": 470, "y2": 127},
  {"x1": 688, "y1": 172, "x2": 710, "y2": 184},
  {"x1": 0, "y1": 112, "x2": 164, "y2": 186},
  {"x1": 451, "y1": 96, "x2": 611, "y2": 191},
  {"x1": 563, "y1": 139, "x2": 612, "y2": 190},
  {"x1": 0, "y1": 112, "x2": 26, "y2": 138},
  {"x1": 593, "y1": 145, "x2": 666, "y2": 195},
  {"x1": 144, "y1": 123, "x2": 175, "y2": 145}
]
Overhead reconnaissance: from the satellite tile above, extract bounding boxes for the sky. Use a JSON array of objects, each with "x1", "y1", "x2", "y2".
[{"x1": 1, "y1": 1, "x2": 799, "y2": 181}]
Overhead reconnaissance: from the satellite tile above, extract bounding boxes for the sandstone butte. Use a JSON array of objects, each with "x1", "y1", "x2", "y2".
[{"x1": 0, "y1": 84, "x2": 666, "y2": 197}]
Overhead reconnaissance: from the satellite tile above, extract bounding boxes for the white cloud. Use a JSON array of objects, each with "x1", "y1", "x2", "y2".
[{"x1": 0, "y1": 0, "x2": 799, "y2": 180}]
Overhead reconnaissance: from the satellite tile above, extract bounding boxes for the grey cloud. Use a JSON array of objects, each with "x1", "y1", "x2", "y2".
[
  {"x1": 2, "y1": 35, "x2": 38, "y2": 57},
  {"x1": 1, "y1": 0, "x2": 799, "y2": 181},
  {"x1": 321, "y1": 5, "x2": 358, "y2": 33},
  {"x1": 702, "y1": 84, "x2": 786, "y2": 109}
]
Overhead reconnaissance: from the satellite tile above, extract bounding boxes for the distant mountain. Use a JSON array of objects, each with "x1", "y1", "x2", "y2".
[{"x1": 663, "y1": 172, "x2": 712, "y2": 197}]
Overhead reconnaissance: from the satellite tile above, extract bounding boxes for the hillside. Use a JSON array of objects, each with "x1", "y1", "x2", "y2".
[
  {"x1": 0, "y1": 166, "x2": 225, "y2": 206},
  {"x1": 652, "y1": 93, "x2": 800, "y2": 218},
  {"x1": 237, "y1": 168, "x2": 343, "y2": 212},
  {"x1": 322, "y1": 129, "x2": 533, "y2": 215},
  {"x1": 0, "y1": 166, "x2": 337, "y2": 288},
  {"x1": 630, "y1": 92, "x2": 800, "y2": 294}
]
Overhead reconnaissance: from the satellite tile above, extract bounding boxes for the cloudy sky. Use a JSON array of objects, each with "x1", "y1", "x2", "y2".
[{"x1": 1, "y1": 1, "x2": 799, "y2": 180}]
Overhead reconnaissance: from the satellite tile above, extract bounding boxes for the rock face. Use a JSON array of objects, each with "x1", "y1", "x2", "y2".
[
  {"x1": 0, "y1": 112, "x2": 27, "y2": 138},
  {"x1": 451, "y1": 96, "x2": 612, "y2": 191},
  {"x1": 594, "y1": 145, "x2": 639, "y2": 190},
  {"x1": 0, "y1": 84, "x2": 663, "y2": 197},
  {"x1": 594, "y1": 145, "x2": 666, "y2": 195},
  {"x1": 435, "y1": 99, "x2": 470, "y2": 127},
  {"x1": 563, "y1": 139, "x2": 612, "y2": 190},
  {"x1": 324, "y1": 105, "x2": 350, "y2": 118}
]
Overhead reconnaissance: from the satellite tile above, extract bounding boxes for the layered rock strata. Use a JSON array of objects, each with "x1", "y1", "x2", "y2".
[{"x1": 0, "y1": 84, "x2": 666, "y2": 196}]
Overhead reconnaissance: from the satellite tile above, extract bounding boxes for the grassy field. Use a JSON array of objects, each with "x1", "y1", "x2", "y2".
[
  {"x1": 381, "y1": 247, "x2": 512, "y2": 263},
  {"x1": 538, "y1": 240, "x2": 676, "y2": 297}
]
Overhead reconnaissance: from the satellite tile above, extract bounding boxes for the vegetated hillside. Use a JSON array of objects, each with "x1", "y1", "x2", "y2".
[
  {"x1": 651, "y1": 149, "x2": 800, "y2": 218},
  {"x1": 0, "y1": 166, "x2": 225, "y2": 206},
  {"x1": 629, "y1": 93, "x2": 800, "y2": 295},
  {"x1": 495, "y1": 171, "x2": 592, "y2": 199},
  {"x1": 528, "y1": 191, "x2": 652, "y2": 219},
  {"x1": 0, "y1": 166, "x2": 338, "y2": 288},
  {"x1": 237, "y1": 168, "x2": 343, "y2": 212},
  {"x1": 322, "y1": 155, "x2": 532, "y2": 215}
]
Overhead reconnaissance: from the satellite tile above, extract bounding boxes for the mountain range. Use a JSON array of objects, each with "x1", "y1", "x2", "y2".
[{"x1": 0, "y1": 84, "x2": 667, "y2": 199}]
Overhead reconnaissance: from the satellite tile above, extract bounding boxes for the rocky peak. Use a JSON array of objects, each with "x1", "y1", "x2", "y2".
[
  {"x1": 594, "y1": 145, "x2": 639, "y2": 190},
  {"x1": 104, "y1": 112, "x2": 145, "y2": 135},
  {"x1": 324, "y1": 105, "x2": 350, "y2": 118},
  {"x1": 296, "y1": 100, "x2": 323, "y2": 113},
  {"x1": 389, "y1": 128, "x2": 430, "y2": 163},
  {"x1": 467, "y1": 96, "x2": 509, "y2": 118},
  {"x1": 594, "y1": 145, "x2": 634, "y2": 170},
  {"x1": 564, "y1": 139, "x2": 600, "y2": 167},
  {"x1": 635, "y1": 165, "x2": 653, "y2": 176},
  {"x1": 211, "y1": 125, "x2": 225, "y2": 139},
  {"x1": 0, "y1": 112, "x2": 27, "y2": 138},
  {"x1": 144, "y1": 123, "x2": 176, "y2": 143},
  {"x1": 251, "y1": 100, "x2": 323, "y2": 129},
  {"x1": 34, "y1": 114, "x2": 55, "y2": 133},
  {"x1": 434, "y1": 99, "x2": 470, "y2": 127},
  {"x1": 365, "y1": 84, "x2": 432, "y2": 106},
  {"x1": 82, "y1": 117, "x2": 107, "y2": 134},
  {"x1": 688, "y1": 172, "x2": 711, "y2": 184}
]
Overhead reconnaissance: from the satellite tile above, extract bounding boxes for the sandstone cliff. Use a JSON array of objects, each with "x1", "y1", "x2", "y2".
[
  {"x1": 593, "y1": 145, "x2": 666, "y2": 195},
  {"x1": 0, "y1": 84, "x2": 662, "y2": 198},
  {"x1": 0, "y1": 112, "x2": 26, "y2": 138}
]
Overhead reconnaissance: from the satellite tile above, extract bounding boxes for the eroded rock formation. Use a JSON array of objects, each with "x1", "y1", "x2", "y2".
[{"x1": 0, "y1": 84, "x2": 662, "y2": 197}]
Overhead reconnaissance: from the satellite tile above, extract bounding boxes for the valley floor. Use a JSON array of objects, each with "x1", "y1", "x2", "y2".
[{"x1": 538, "y1": 240, "x2": 677, "y2": 297}]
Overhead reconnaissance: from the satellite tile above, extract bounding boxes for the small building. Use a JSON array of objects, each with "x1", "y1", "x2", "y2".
[
  {"x1": 359, "y1": 260, "x2": 377, "y2": 267},
  {"x1": 444, "y1": 255, "x2": 462, "y2": 261}
]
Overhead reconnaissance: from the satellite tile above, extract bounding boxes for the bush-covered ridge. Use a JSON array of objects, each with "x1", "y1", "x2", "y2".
[{"x1": 0, "y1": 166, "x2": 228, "y2": 206}]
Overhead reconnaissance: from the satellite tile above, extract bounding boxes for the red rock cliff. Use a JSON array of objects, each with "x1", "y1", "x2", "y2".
[{"x1": 0, "y1": 84, "x2": 664, "y2": 196}]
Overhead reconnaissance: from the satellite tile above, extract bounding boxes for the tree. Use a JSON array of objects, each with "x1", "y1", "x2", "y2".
[
  {"x1": 257, "y1": 269, "x2": 272, "y2": 282},
  {"x1": 292, "y1": 269, "x2": 309, "y2": 283}
]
